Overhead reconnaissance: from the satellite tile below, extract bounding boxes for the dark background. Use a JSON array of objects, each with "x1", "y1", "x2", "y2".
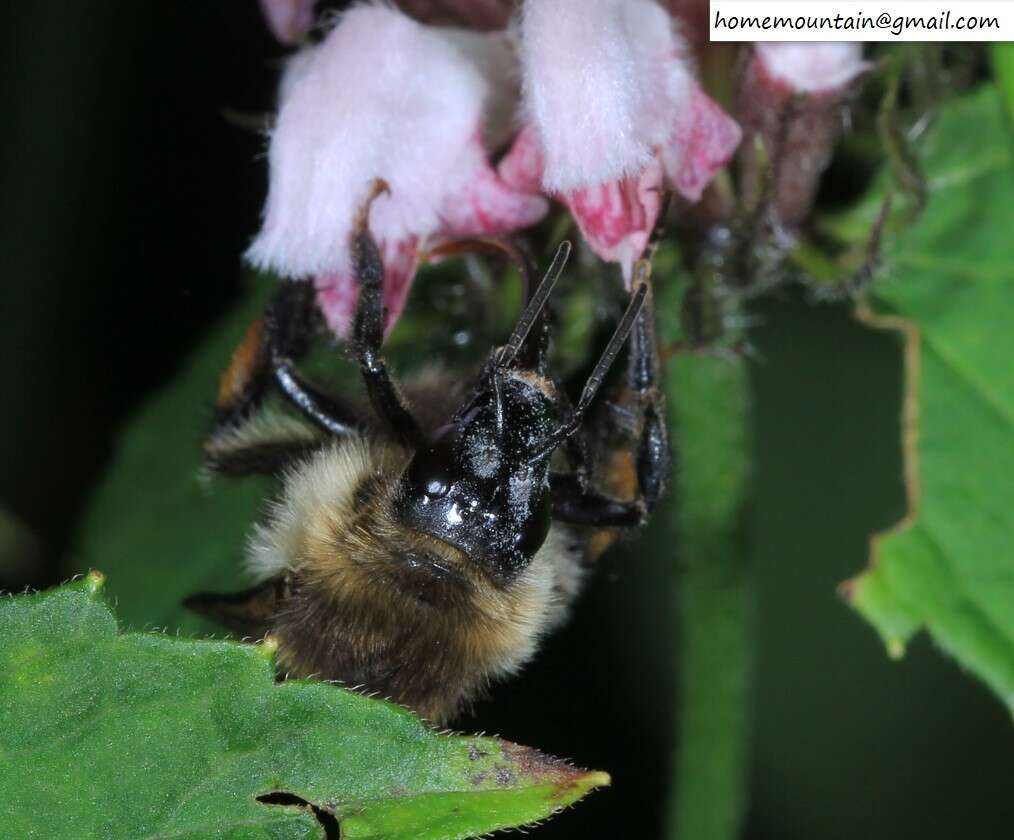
[{"x1": 2, "y1": 5, "x2": 1012, "y2": 838}]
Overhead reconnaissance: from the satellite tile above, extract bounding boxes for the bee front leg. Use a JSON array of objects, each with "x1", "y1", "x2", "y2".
[
  {"x1": 212, "y1": 278, "x2": 364, "y2": 439},
  {"x1": 348, "y1": 224, "x2": 425, "y2": 448},
  {"x1": 264, "y1": 281, "x2": 364, "y2": 438},
  {"x1": 205, "y1": 281, "x2": 367, "y2": 477}
]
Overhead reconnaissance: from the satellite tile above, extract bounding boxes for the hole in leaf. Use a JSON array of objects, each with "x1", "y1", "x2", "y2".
[{"x1": 257, "y1": 791, "x2": 340, "y2": 839}]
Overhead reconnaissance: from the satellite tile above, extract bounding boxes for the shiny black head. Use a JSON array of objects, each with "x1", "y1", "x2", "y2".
[
  {"x1": 393, "y1": 242, "x2": 648, "y2": 584},
  {"x1": 393, "y1": 368, "x2": 559, "y2": 582}
]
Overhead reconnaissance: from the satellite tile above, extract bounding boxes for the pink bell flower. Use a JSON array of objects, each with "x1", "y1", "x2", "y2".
[
  {"x1": 505, "y1": 0, "x2": 741, "y2": 281},
  {"x1": 246, "y1": 3, "x2": 547, "y2": 334}
]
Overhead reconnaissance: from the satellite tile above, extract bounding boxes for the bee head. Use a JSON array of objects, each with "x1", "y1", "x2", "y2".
[
  {"x1": 392, "y1": 368, "x2": 559, "y2": 584},
  {"x1": 393, "y1": 242, "x2": 648, "y2": 584}
]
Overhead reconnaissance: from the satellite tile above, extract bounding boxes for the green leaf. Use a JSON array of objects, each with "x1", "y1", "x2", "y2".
[
  {"x1": 0, "y1": 574, "x2": 608, "y2": 839},
  {"x1": 842, "y1": 86, "x2": 1014, "y2": 712}
]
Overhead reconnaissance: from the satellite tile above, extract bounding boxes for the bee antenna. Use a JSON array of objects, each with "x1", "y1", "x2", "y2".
[
  {"x1": 528, "y1": 281, "x2": 648, "y2": 465},
  {"x1": 495, "y1": 240, "x2": 571, "y2": 369}
]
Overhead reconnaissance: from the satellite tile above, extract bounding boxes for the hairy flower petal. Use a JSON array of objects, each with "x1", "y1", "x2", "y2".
[
  {"x1": 511, "y1": 0, "x2": 739, "y2": 273},
  {"x1": 519, "y1": 0, "x2": 692, "y2": 192},
  {"x1": 259, "y1": 0, "x2": 317, "y2": 45},
  {"x1": 514, "y1": 0, "x2": 739, "y2": 272},
  {"x1": 246, "y1": 3, "x2": 543, "y2": 333},
  {"x1": 499, "y1": 126, "x2": 662, "y2": 281},
  {"x1": 438, "y1": 149, "x2": 549, "y2": 236},
  {"x1": 498, "y1": 124, "x2": 546, "y2": 196},
  {"x1": 663, "y1": 86, "x2": 742, "y2": 202},
  {"x1": 247, "y1": 5, "x2": 488, "y2": 278},
  {"x1": 313, "y1": 273, "x2": 358, "y2": 339}
]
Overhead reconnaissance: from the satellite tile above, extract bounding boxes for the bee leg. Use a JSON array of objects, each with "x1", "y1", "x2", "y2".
[
  {"x1": 184, "y1": 575, "x2": 287, "y2": 639},
  {"x1": 211, "y1": 280, "x2": 362, "y2": 437},
  {"x1": 624, "y1": 278, "x2": 670, "y2": 515},
  {"x1": 264, "y1": 281, "x2": 364, "y2": 437},
  {"x1": 203, "y1": 437, "x2": 324, "y2": 479},
  {"x1": 205, "y1": 283, "x2": 366, "y2": 478},
  {"x1": 549, "y1": 281, "x2": 671, "y2": 526},
  {"x1": 212, "y1": 316, "x2": 276, "y2": 434},
  {"x1": 349, "y1": 224, "x2": 425, "y2": 448},
  {"x1": 549, "y1": 472, "x2": 645, "y2": 526}
]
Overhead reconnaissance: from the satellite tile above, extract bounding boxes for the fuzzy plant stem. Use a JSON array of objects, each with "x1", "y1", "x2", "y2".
[{"x1": 665, "y1": 351, "x2": 753, "y2": 840}]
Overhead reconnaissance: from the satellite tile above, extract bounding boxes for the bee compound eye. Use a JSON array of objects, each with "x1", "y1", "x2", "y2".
[
  {"x1": 514, "y1": 490, "x2": 552, "y2": 561},
  {"x1": 407, "y1": 445, "x2": 454, "y2": 500}
]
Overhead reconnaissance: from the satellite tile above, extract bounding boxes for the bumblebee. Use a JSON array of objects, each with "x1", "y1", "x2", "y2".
[{"x1": 187, "y1": 218, "x2": 670, "y2": 724}]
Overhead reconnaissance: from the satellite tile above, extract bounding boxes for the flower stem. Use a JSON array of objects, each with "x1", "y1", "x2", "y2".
[{"x1": 664, "y1": 351, "x2": 753, "y2": 840}]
